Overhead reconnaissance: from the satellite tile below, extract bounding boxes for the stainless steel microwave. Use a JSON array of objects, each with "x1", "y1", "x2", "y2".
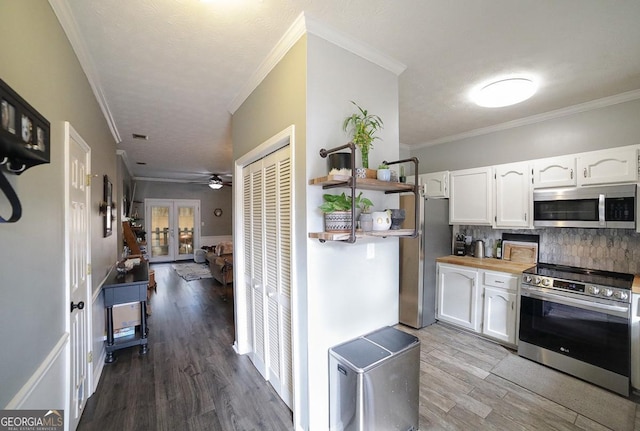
[{"x1": 533, "y1": 184, "x2": 637, "y2": 228}]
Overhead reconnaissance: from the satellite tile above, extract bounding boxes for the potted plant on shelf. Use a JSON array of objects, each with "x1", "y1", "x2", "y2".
[
  {"x1": 377, "y1": 163, "x2": 391, "y2": 181},
  {"x1": 319, "y1": 192, "x2": 353, "y2": 232},
  {"x1": 319, "y1": 192, "x2": 373, "y2": 232},
  {"x1": 342, "y1": 101, "x2": 384, "y2": 178},
  {"x1": 356, "y1": 193, "x2": 374, "y2": 232},
  {"x1": 399, "y1": 165, "x2": 407, "y2": 183}
]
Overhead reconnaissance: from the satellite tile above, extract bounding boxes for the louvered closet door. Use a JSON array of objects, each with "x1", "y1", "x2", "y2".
[
  {"x1": 246, "y1": 160, "x2": 267, "y2": 375},
  {"x1": 242, "y1": 144, "x2": 293, "y2": 409},
  {"x1": 263, "y1": 147, "x2": 292, "y2": 407}
]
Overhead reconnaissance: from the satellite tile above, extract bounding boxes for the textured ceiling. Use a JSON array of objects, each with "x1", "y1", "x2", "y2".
[{"x1": 59, "y1": 0, "x2": 640, "y2": 182}]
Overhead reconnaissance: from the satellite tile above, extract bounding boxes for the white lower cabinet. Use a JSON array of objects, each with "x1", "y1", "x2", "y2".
[
  {"x1": 436, "y1": 263, "x2": 481, "y2": 332},
  {"x1": 482, "y1": 286, "x2": 517, "y2": 344},
  {"x1": 437, "y1": 263, "x2": 519, "y2": 346}
]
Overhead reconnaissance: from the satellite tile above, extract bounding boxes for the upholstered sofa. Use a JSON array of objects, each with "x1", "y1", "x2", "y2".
[{"x1": 206, "y1": 241, "x2": 233, "y2": 287}]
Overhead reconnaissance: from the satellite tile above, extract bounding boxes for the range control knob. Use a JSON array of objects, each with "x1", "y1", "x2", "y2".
[
  {"x1": 614, "y1": 291, "x2": 629, "y2": 301},
  {"x1": 533, "y1": 277, "x2": 542, "y2": 285},
  {"x1": 523, "y1": 275, "x2": 533, "y2": 283},
  {"x1": 601, "y1": 288, "x2": 614, "y2": 297},
  {"x1": 541, "y1": 278, "x2": 551, "y2": 287},
  {"x1": 587, "y1": 286, "x2": 600, "y2": 295}
]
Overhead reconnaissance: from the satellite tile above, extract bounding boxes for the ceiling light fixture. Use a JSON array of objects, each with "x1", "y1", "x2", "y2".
[
  {"x1": 208, "y1": 175, "x2": 223, "y2": 189},
  {"x1": 472, "y1": 77, "x2": 537, "y2": 108}
]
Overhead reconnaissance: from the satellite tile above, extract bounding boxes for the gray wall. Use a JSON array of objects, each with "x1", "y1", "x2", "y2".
[
  {"x1": 0, "y1": 2, "x2": 116, "y2": 407},
  {"x1": 133, "y1": 180, "x2": 232, "y2": 237},
  {"x1": 412, "y1": 98, "x2": 640, "y2": 173}
]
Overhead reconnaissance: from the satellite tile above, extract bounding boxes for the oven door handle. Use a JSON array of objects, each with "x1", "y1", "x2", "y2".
[{"x1": 521, "y1": 289, "x2": 630, "y2": 317}]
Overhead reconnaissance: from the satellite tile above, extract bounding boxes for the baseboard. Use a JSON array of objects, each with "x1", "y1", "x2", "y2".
[
  {"x1": 5, "y1": 333, "x2": 69, "y2": 409},
  {"x1": 92, "y1": 347, "x2": 106, "y2": 395}
]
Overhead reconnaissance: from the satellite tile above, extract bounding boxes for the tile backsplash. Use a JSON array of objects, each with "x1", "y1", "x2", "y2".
[{"x1": 457, "y1": 226, "x2": 640, "y2": 274}]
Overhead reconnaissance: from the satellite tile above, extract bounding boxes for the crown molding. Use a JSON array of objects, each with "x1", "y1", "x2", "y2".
[
  {"x1": 228, "y1": 12, "x2": 406, "y2": 114},
  {"x1": 48, "y1": 0, "x2": 121, "y2": 143},
  {"x1": 228, "y1": 13, "x2": 307, "y2": 114},
  {"x1": 304, "y1": 14, "x2": 406, "y2": 76},
  {"x1": 116, "y1": 149, "x2": 133, "y2": 177},
  {"x1": 414, "y1": 89, "x2": 640, "y2": 149}
]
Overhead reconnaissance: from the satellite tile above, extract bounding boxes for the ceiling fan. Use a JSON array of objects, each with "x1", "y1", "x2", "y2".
[
  {"x1": 207, "y1": 174, "x2": 232, "y2": 189},
  {"x1": 173, "y1": 171, "x2": 233, "y2": 188}
]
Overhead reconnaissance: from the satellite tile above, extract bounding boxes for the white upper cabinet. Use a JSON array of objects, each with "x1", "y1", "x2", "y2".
[
  {"x1": 449, "y1": 167, "x2": 493, "y2": 225},
  {"x1": 420, "y1": 171, "x2": 449, "y2": 198},
  {"x1": 577, "y1": 147, "x2": 639, "y2": 186},
  {"x1": 494, "y1": 162, "x2": 532, "y2": 228},
  {"x1": 532, "y1": 155, "x2": 577, "y2": 189}
]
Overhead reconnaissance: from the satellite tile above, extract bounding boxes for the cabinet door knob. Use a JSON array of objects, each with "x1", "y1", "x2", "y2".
[
  {"x1": 583, "y1": 168, "x2": 588, "y2": 178},
  {"x1": 570, "y1": 169, "x2": 573, "y2": 179}
]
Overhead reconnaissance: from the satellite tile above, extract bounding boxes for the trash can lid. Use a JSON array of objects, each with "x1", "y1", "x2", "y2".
[
  {"x1": 330, "y1": 338, "x2": 390, "y2": 371},
  {"x1": 365, "y1": 326, "x2": 419, "y2": 354}
]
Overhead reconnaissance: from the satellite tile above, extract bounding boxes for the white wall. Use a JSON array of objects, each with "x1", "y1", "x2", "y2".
[{"x1": 305, "y1": 34, "x2": 401, "y2": 428}]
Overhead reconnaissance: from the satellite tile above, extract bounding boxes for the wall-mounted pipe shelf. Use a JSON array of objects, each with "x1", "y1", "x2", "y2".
[{"x1": 309, "y1": 143, "x2": 420, "y2": 243}]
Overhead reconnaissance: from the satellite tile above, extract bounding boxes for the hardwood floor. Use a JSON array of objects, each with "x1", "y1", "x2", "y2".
[
  {"x1": 80, "y1": 264, "x2": 639, "y2": 430},
  {"x1": 78, "y1": 263, "x2": 293, "y2": 431}
]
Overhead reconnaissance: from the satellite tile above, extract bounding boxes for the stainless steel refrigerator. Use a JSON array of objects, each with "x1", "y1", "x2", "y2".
[{"x1": 399, "y1": 195, "x2": 451, "y2": 328}]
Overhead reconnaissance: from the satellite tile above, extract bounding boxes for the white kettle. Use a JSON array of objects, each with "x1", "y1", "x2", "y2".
[{"x1": 371, "y1": 210, "x2": 391, "y2": 231}]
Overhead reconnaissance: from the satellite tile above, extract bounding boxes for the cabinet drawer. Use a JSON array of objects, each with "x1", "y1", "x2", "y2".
[{"x1": 483, "y1": 271, "x2": 518, "y2": 291}]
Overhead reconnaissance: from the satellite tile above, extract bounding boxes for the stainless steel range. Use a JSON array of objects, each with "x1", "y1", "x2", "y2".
[{"x1": 518, "y1": 263, "x2": 634, "y2": 396}]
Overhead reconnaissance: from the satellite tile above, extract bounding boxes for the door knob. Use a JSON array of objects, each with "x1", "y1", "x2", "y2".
[{"x1": 70, "y1": 301, "x2": 85, "y2": 312}]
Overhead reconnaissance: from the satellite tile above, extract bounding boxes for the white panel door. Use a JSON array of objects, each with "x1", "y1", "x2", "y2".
[{"x1": 65, "y1": 124, "x2": 91, "y2": 431}]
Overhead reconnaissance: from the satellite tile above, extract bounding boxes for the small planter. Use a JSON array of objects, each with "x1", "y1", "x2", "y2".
[
  {"x1": 324, "y1": 211, "x2": 353, "y2": 232},
  {"x1": 359, "y1": 212, "x2": 373, "y2": 232},
  {"x1": 377, "y1": 169, "x2": 391, "y2": 181}
]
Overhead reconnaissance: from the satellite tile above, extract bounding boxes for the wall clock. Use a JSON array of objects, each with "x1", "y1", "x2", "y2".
[{"x1": 214, "y1": 208, "x2": 223, "y2": 217}]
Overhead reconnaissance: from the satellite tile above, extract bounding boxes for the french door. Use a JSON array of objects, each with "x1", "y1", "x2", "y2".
[
  {"x1": 145, "y1": 199, "x2": 200, "y2": 262},
  {"x1": 243, "y1": 144, "x2": 293, "y2": 408}
]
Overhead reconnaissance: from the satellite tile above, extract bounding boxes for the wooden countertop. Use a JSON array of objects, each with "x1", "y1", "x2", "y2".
[
  {"x1": 634, "y1": 276, "x2": 640, "y2": 295},
  {"x1": 436, "y1": 255, "x2": 536, "y2": 275}
]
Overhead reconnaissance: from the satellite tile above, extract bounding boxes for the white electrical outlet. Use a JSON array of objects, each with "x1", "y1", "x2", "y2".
[{"x1": 367, "y1": 243, "x2": 375, "y2": 259}]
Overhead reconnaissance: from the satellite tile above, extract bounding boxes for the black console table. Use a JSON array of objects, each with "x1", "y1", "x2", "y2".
[{"x1": 103, "y1": 262, "x2": 149, "y2": 363}]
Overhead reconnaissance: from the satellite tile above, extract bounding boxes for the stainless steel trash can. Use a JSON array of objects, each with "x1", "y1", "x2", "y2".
[{"x1": 329, "y1": 326, "x2": 420, "y2": 431}]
